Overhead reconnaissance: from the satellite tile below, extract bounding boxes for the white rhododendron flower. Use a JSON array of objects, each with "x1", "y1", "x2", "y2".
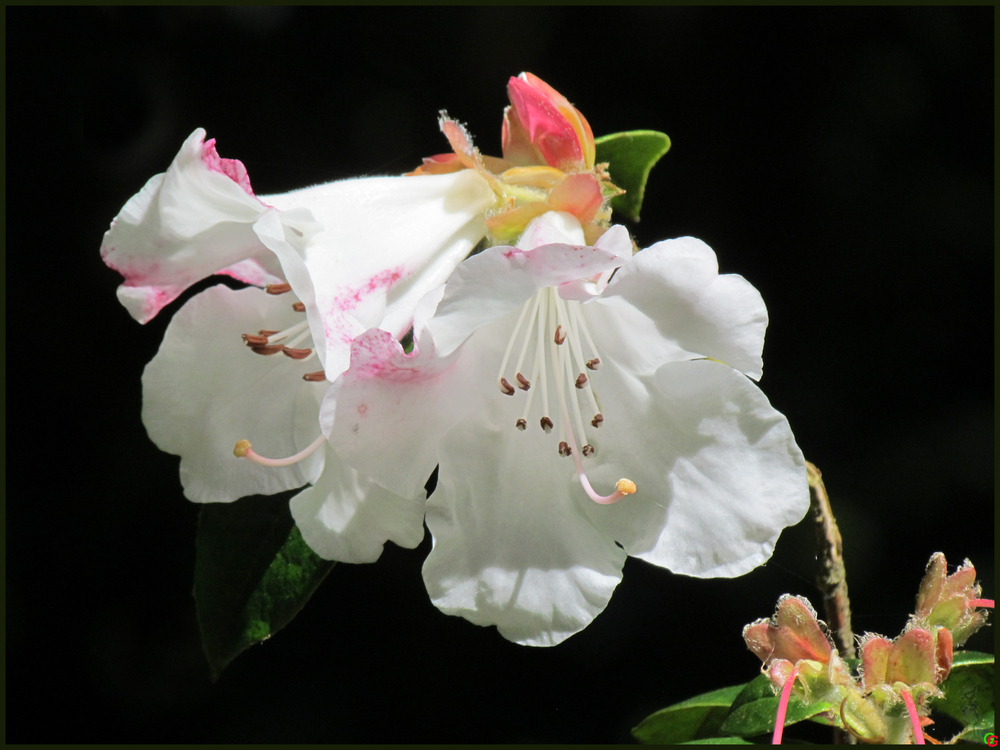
[
  {"x1": 326, "y1": 211, "x2": 809, "y2": 644},
  {"x1": 102, "y1": 128, "x2": 496, "y2": 562}
]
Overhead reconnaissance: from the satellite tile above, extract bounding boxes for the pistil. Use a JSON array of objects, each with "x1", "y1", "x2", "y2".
[{"x1": 233, "y1": 434, "x2": 326, "y2": 467}]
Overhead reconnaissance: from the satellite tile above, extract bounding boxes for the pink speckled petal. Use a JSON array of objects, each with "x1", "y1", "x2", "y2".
[
  {"x1": 141, "y1": 285, "x2": 325, "y2": 503},
  {"x1": 289, "y1": 445, "x2": 426, "y2": 563},
  {"x1": 100, "y1": 129, "x2": 283, "y2": 323},
  {"x1": 262, "y1": 170, "x2": 494, "y2": 380},
  {"x1": 324, "y1": 327, "x2": 490, "y2": 499},
  {"x1": 425, "y1": 212, "x2": 629, "y2": 356}
]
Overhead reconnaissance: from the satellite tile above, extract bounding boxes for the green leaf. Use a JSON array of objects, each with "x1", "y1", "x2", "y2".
[
  {"x1": 679, "y1": 738, "x2": 758, "y2": 745},
  {"x1": 934, "y1": 651, "x2": 994, "y2": 729},
  {"x1": 194, "y1": 492, "x2": 336, "y2": 680},
  {"x1": 949, "y1": 709, "x2": 994, "y2": 743},
  {"x1": 593, "y1": 130, "x2": 671, "y2": 222},
  {"x1": 719, "y1": 674, "x2": 835, "y2": 738},
  {"x1": 632, "y1": 683, "x2": 749, "y2": 744}
]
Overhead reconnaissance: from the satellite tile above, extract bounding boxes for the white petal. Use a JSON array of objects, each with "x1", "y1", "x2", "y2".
[
  {"x1": 100, "y1": 129, "x2": 284, "y2": 323},
  {"x1": 289, "y1": 446, "x2": 425, "y2": 563},
  {"x1": 581, "y1": 358, "x2": 808, "y2": 578},
  {"x1": 593, "y1": 237, "x2": 768, "y2": 379},
  {"x1": 141, "y1": 285, "x2": 325, "y2": 503},
  {"x1": 263, "y1": 170, "x2": 494, "y2": 378},
  {"x1": 426, "y1": 212, "x2": 628, "y2": 356},
  {"x1": 424, "y1": 399, "x2": 627, "y2": 647},
  {"x1": 324, "y1": 327, "x2": 492, "y2": 499}
]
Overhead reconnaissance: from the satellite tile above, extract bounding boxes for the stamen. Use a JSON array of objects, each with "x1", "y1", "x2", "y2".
[
  {"x1": 512, "y1": 293, "x2": 543, "y2": 390},
  {"x1": 265, "y1": 283, "x2": 292, "y2": 295},
  {"x1": 233, "y1": 434, "x2": 326, "y2": 467},
  {"x1": 557, "y1": 316, "x2": 594, "y2": 461},
  {"x1": 570, "y1": 302, "x2": 602, "y2": 368},
  {"x1": 591, "y1": 413, "x2": 604, "y2": 428},
  {"x1": 553, "y1": 324, "x2": 566, "y2": 345},
  {"x1": 258, "y1": 329, "x2": 280, "y2": 336},
  {"x1": 496, "y1": 298, "x2": 532, "y2": 395},
  {"x1": 242, "y1": 333, "x2": 269, "y2": 346},
  {"x1": 265, "y1": 319, "x2": 310, "y2": 344},
  {"x1": 536, "y1": 291, "x2": 552, "y2": 429},
  {"x1": 251, "y1": 344, "x2": 286, "y2": 355},
  {"x1": 586, "y1": 358, "x2": 601, "y2": 370},
  {"x1": 515, "y1": 418, "x2": 527, "y2": 430},
  {"x1": 302, "y1": 371, "x2": 326, "y2": 382},
  {"x1": 282, "y1": 347, "x2": 313, "y2": 359},
  {"x1": 560, "y1": 298, "x2": 602, "y2": 420},
  {"x1": 292, "y1": 302, "x2": 306, "y2": 312},
  {"x1": 558, "y1": 441, "x2": 572, "y2": 457}
]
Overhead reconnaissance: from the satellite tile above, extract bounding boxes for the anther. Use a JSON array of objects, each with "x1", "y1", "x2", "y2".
[
  {"x1": 558, "y1": 441, "x2": 572, "y2": 457},
  {"x1": 242, "y1": 333, "x2": 269, "y2": 346},
  {"x1": 499, "y1": 377, "x2": 515, "y2": 396},
  {"x1": 292, "y1": 302, "x2": 306, "y2": 312},
  {"x1": 554, "y1": 325, "x2": 566, "y2": 345},
  {"x1": 282, "y1": 347, "x2": 313, "y2": 360},
  {"x1": 540, "y1": 416, "x2": 554, "y2": 433},
  {"x1": 515, "y1": 418, "x2": 527, "y2": 431},
  {"x1": 251, "y1": 344, "x2": 286, "y2": 355},
  {"x1": 258, "y1": 330, "x2": 280, "y2": 336},
  {"x1": 266, "y1": 283, "x2": 292, "y2": 295},
  {"x1": 575, "y1": 373, "x2": 588, "y2": 389},
  {"x1": 582, "y1": 444, "x2": 595, "y2": 457},
  {"x1": 586, "y1": 358, "x2": 601, "y2": 370},
  {"x1": 516, "y1": 373, "x2": 531, "y2": 390},
  {"x1": 591, "y1": 413, "x2": 603, "y2": 428},
  {"x1": 302, "y1": 371, "x2": 327, "y2": 382}
]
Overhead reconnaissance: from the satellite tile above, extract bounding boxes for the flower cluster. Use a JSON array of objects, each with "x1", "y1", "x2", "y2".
[
  {"x1": 102, "y1": 74, "x2": 809, "y2": 645},
  {"x1": 743, "y1": 553, "x2": 993, "y2": 744}
]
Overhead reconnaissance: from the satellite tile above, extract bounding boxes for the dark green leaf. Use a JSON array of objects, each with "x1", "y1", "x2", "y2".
[
  {"x1": 680, "y1": 738, "x2": 759, "y2": 745},
  {"x1": 935, "y1": 651, "x2": 994, "y2": 729},
  {"x1": 632, "y1": 683, "x2": 749, "y2": 744},
  {"x1": 194, "y1": 492, "x2": 336, "y2": 680},
  {"x1": 594, "y1": 130, "x2": 671, "y2": 222},
  {"x1": 948, "y1": 709, "x2": 994, "y2": 743},
  {"x1": 719, "y1": 674, "x2": 835, "y2": 737}
]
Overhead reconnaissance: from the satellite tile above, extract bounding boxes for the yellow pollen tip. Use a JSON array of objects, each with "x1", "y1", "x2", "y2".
[
  {"x1": 616, "y1": 478, "x2": 637, "y2": 495},
  {"x1": 233, "y1": 439, "x2": 252, "y2": 458}
]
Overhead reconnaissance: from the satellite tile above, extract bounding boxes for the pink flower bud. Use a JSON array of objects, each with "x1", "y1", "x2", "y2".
[
  {"x1": 743, "y1": 594, "x2": 834, "y2": 667},
  {"x1": 504, "y1": 73, "x2": 595, "y2": 172},
  {"x1": 912, "y1": 552, "x2": 990, "y2": 646}
]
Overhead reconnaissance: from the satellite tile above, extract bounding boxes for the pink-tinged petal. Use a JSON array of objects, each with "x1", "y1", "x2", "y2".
[
  {"x1": 556, "y1": 224, "x2": 632, "y2": 301},
  {"x1": 289, "y1": 446, "x2": 426, "y2": 563},
  {"x1": 101, "y1": 129, "x2": 284, "y2": 323},
  {"x1": 507, "y1": 74, "x2": 586, "y2": 171},
  {"x1": 262, "y1": 170, "x2": 494, "y2": 380},
  {"x1": 141, "y1": 285, "x2": 325, "y2": 503},
  {"x1": 324, "y1": 328, "x2": 489, "y2": 499},
  {"x1": 519, "y1": 72, "x2": 595, "y2": 169},
  {"x1": 501, "y1": 104, "x2": 546, "y2": 167},
  {"x1": 427, "y1": 212, "x2": 627, "y2": 356},
  {"x1": 201, "y1": 137, "x2": 256, "y2": 197},
  {"x1": 590, "y1": 237, "x2": 768, "y2": 380}
]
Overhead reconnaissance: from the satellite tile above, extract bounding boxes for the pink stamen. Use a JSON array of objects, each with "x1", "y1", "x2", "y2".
[
  {"x1": 969, "y1": 598, "x2": 994, "y2": 608},
  {"x1": 773, "y1": 666, "x2": 797, "y2": 745},
  {"x1": 899, "y1": 689, "x2": 925, "y2": 745},
  {"x1": 233, "y1": 434, "x2": 326, "y2": 467}
]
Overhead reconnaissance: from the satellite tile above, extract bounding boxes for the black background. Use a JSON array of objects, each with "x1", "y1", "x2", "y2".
[{"x1": 8, "y1": 7, "x2": 994, "y2": 743}]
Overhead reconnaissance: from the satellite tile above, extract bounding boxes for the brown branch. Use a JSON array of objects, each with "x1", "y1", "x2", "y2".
[{"x1": 806, "y1": 461, "x2": 856, "y2": 659}]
